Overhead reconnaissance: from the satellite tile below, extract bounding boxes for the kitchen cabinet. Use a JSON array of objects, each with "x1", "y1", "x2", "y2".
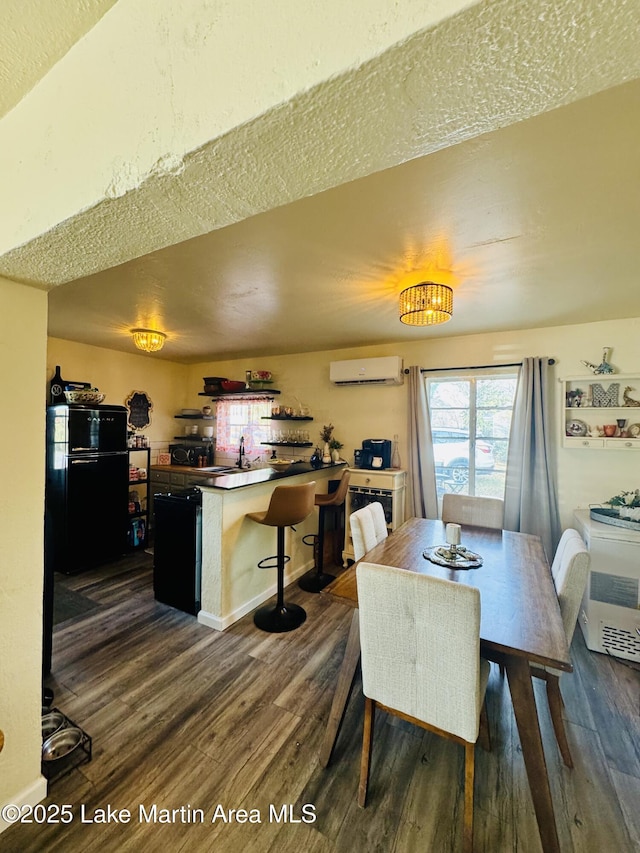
[
  {"x1": 561, "y1": 375, "x2": 640, "y2": 449},
  {"x1": 342, "y1": 468, "x2": 406, "y2": 564},
  {"x1": 128, "y1": 447, "x2": 150, "y2": 549}
]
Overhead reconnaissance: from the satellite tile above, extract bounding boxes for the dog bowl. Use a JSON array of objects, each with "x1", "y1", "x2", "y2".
[
  {"x1": 41, "y1": 711, "x2": 66, "y2": 740},
  {"x1": 42, "y1": 727, "x2": 83, "y2": 762}
]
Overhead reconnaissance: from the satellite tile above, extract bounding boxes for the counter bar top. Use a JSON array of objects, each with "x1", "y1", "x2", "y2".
[{"x1": 197, "y1": 460, "x2": 347, "y2": 491}]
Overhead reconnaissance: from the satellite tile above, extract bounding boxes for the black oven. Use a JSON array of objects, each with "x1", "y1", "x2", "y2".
[{"x1": 170, "y1": 444, "x2": 212, "y2": 466}]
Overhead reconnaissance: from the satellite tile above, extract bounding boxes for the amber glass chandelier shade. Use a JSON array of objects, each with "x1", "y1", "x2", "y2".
[
  {"x1": 131, "y1": 328, "x2": 167, "y2": 352},
  {"x1": 399, "y1": 282, "x2": 453, "y2": 326}
]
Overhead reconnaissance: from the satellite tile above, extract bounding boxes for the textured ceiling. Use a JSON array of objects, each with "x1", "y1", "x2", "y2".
[
  {"x1": 0, "y1": 0, "x2": 118, "y2": 118},
  {"x1": 2, "y1": 1, "x2": 640, "y2": 361}
]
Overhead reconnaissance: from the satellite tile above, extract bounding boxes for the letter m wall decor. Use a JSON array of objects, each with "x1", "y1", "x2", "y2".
[{"x1": 591, "y1": 383, "x2": 620, "y2": 407}]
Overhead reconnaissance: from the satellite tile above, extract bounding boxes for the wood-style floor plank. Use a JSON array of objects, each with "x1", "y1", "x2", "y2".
[{"x1": 3, "y1": 552, "x2": 638, "y2": 853}]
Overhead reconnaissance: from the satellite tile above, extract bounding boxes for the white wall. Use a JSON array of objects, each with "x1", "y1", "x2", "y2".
[
  {"x1": 188, "y1": 316, "x2": 640, "y2": 529},
  {"x1": 0, "y1": 277, "x2": 48, "y2": 827}
]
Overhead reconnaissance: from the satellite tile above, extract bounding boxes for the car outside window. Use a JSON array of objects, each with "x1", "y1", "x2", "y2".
[{"x1": 426, "y1": 372, "x2": 517, "y2": 500}]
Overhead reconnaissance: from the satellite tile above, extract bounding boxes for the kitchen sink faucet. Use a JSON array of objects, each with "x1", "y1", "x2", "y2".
[{"x1": 237, "y1": 435, "x2": 245, "y2": 468}]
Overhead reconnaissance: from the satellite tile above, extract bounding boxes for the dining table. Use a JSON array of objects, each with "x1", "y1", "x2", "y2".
[{"x1": 320, "y1": 516, "x2": 571, "y2": 853}]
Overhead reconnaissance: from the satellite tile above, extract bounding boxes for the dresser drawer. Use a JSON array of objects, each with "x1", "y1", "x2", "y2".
[{"x1": 347, "y1": 468, "x2": 405, "y2": 490}]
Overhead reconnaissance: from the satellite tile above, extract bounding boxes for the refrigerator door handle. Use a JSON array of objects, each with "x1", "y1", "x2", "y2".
[
  {"x1": 71, "y1": 446, "x2": 99, "y2": 452},
  {"x1": 70, "y1": 458, "x2": 98, "y2": 464}
]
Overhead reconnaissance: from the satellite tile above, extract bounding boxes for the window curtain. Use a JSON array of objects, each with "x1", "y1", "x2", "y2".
[
  {"x1": 503, "y1": 357, "x2": 560, "y2": 560},
  {"x1": 407, "y1": 365, "x2": 438, "y2": 519},
  {"x1": 216, "y1": 397, "x2": 271, "y2": 453}
]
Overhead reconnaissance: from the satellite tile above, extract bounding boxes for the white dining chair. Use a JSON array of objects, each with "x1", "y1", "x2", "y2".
[
  {"x1": 349, "y1": 505, "x2": 378, "y2": 561},
  {"x1": 356, "y1": 561, "x2": 490, "y2": 852},
  {"x1": 441, "y1": 494, "x2": 504, "y2": 530},
  {"x1": 530, "y1": 528, "x2": 590, "y2": 767},
  {"x1": 368, "y1": 501, "x2": 389, "y2": 545}
]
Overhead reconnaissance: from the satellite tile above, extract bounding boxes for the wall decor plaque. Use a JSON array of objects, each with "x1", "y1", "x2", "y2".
[{"x1": 125, "y1": 390, "x2": 153, "y2": 431}]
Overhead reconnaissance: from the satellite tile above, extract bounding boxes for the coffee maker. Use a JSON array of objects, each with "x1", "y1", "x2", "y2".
[{"x1": 358, "y1": 439, "x2": 392, "y2": 469}]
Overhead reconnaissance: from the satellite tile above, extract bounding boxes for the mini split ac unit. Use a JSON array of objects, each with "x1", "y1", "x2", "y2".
[{"x1": 329, "y1": 356, "x2": 404, "y2": 386}]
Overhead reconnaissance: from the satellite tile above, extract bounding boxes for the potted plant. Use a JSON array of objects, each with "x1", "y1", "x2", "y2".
[
  {"x1": 604, "y1": 489, "x2": 640, "y2": 521},
  {"x1": 320, "y1": 424, "x2": 334, "y2": 462},
  {"x1": 329, "y1": 438, "x2": 343, "y2": 462}
]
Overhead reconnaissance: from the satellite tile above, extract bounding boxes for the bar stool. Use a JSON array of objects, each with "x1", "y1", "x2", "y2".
[
  {"x1": 299, "y1": 468, "x2": 351, "y2": 592},
  {"x1": 247, "y1": 481, "x2": 316, "y2": 632}
]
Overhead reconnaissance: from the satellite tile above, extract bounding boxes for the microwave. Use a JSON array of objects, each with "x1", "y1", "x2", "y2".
[{"x1": 169, "y1": 444, "x2": 212, "y2": 466}]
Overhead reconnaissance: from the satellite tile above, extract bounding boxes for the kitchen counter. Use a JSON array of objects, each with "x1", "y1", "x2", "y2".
[
  {"x1": 151, "y1": 460, "x2": 344, "y2": 489},
  {"x1": 194, "y1": 461, "x2": 347, "y2": 631}
]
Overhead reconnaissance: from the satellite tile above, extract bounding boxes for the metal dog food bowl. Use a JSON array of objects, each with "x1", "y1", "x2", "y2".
[
  {"x1": 42, "y1": 727, "x2": 83, "y2": 762},
  {"x1": 41, "y1": 711, "x2": 66, "y2": 740}
]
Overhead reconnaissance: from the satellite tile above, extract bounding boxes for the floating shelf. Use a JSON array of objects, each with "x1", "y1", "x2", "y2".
[
  {"x1": 199, "y1": 390, "x2": 280, "y2": 399},
  {"x1": 262, "y1": 415, "x2": 313, "y2": 421},
  {"x1": 175, "y1": 414, "x2": 215, "y2": 420},
  {"x1": 173, "y1": 435, "x2": 214, "y2": 442},
  {"x1": 261, "y1": 441, "x2": 313, "y2": 448}
]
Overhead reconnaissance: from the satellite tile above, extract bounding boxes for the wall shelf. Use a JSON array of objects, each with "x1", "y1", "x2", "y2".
[
  {"x1": 175, "y1": 414, "x2": 215, "y2": 420},
  {"x1": 199, "y1": 390, "x2": 280, "y2": 399},
  {"x1": 261, "y1": 441, "x2": 313, "y2": 448},
  {"x1": 261, "y1": 415, "x2": 313, "y2": 421}
]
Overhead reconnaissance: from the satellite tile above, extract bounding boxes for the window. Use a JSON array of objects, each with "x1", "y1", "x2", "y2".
[
  {"x1": 215, "y1": 397, "x2": 272, "y2": 455},
  {"x1": 426, "y1": 371, "x2": 518, "y2": 499}
]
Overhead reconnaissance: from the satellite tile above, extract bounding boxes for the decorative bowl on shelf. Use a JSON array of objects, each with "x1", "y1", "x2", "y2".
[
  {"x1": 64, "y1": 390, "x2": 105, "y2": 405},
  {"x1": 221, "y1": 380, "x2": 246, "y2": 392},
  {"x1": 268, "y1": 459, "x2": 294, "y2": 473}
]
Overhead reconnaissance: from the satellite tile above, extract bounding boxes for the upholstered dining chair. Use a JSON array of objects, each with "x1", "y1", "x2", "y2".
[
  {"x1": 530, "y1": 528, "x2": 590, "y2": 767},
  {"x1": 441, "y1": 494, "x2": 504, "y2": 530},
  {"x1": 349, "y1": 505, "x2": 378, "y2": 562},
  {"x1": 367, "y1": 501, "x2": 389, "y2": 545},
  {"x1": 356, "y1": 562, "x2": 490, "y2": 853}
]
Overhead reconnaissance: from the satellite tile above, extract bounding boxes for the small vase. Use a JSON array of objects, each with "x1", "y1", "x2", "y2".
[
  {"x1": 322, "y1": 442, "x2": 331, "y2": 463},
  {"x1": 331, "y1": 448, "x2": 340, "y2": 463}
]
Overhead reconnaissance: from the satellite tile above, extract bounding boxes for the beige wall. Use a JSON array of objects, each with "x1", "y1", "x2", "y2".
[
  {"x1": 0, "y1": 277, "x2": 48, "y2": 822},
  {"x1": 188, "y1": 316, "x2": 640, "y2": 529},
  {"x1": 47, "y1": 338, "x2": 189, "y2": 462}
]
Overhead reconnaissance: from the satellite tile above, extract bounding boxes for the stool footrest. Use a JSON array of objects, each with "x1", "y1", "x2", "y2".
[
  {"x1": 302, "y1": 534, "x2": 318, "y2": 547},
  {"x1": 257, "y1": 554, "x2": 290, "y2": 570}
]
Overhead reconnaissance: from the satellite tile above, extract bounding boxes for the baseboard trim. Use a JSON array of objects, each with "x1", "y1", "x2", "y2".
[
  {"x1": 198, "y1": 557, "x2": 313, "y2": 632},
  {"x1": 1, "y1": 775, "x2": 48, "y2": 835}
]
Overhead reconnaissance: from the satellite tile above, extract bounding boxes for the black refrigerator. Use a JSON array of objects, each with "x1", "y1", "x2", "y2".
[{"x1": 44, "y1": 404, "x2": 129, "y2": 672}]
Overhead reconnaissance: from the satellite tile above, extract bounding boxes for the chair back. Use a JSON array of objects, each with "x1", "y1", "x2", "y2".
[
  {"x1": 327, "y1": 468, "x2": 351, "y2": 506},
  {"x1": 441, "y1": 494, "x2": 504, "y2": 530},
  {"x1": 368, "y1": 501, "x2": 389, "y2": 545},
  {"x1": 261, "y1": 482, "x2": 316, "y2": 527},
  {"x1": 550, "y1": 529, "x2": 590, "y2": 643},
  {"x1": 350, "y1": 505, "x2": 377, "y2": 561},
  {"x1": 356, "y1": 562, "x2": 483, "y2": 743}
]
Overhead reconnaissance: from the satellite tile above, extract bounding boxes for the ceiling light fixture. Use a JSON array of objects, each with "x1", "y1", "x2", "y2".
[
  {"x1": 398, "y1": 282, "x2": 453, "y2": 326},
  {"x1": 131, "y1": 328, "x2": 167, "y2": 352}
]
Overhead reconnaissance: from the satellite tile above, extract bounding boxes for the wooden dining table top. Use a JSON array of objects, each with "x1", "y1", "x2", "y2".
[{"x1": 326, "y1": 516, "x2": 572, "y2": 673}]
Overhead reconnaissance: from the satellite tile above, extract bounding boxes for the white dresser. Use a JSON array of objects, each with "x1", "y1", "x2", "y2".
[
  {"x1": 573, "y1": 508, "x2": 640, "y2": 662},
  {"x1": 342, "y1": 468, "x2": 406, "y2": 565}
]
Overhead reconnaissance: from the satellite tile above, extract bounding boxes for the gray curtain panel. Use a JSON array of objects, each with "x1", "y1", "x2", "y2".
[
  {"x1": 407, "y1": 365, "x2": 438, "y2": 519},
  {"x1": 504, "y1": 357, "x2": 561, "y2": 559}
]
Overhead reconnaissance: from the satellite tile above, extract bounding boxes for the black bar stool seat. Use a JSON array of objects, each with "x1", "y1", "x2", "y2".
[
  {"x1": 247, "y1": 481, "x2": 316, "y2": 632},
  {"x1": 299, "y1": 468, "x2": 351, "y2": 593}
]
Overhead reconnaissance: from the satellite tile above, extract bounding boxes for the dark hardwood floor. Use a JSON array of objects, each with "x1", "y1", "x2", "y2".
[{"x1": 3, "y1": 551, "x2": 639, "y2": 852}]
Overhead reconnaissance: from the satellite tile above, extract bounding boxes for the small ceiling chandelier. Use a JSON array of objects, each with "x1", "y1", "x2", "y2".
[
  {"x1": 131, "y1": 328, "x2": 167, "y2": 352},
  {"x1": 399, "y1": 282, "x2": 453, "y2": 326}
]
